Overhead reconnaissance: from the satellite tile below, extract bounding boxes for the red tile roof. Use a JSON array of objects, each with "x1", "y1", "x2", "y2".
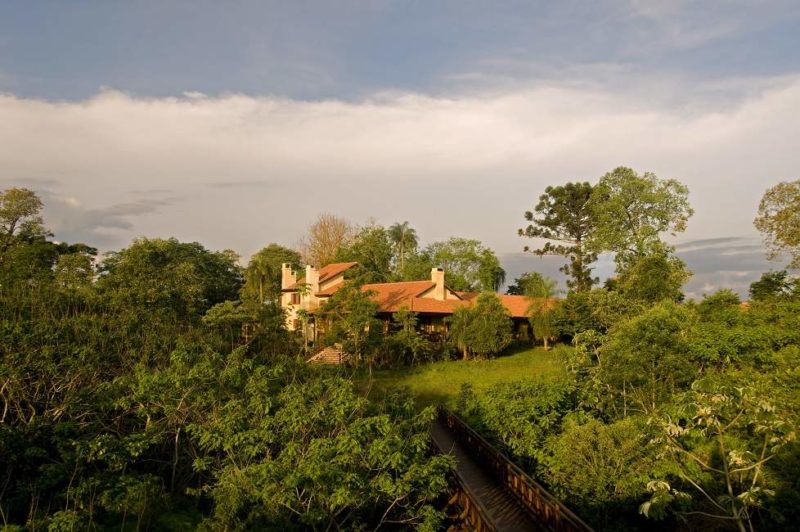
[
  {"x1": 498, "y1": 294, "x2": 531, "y2": 317},
  {"x1": 284, "y1": 262, "x2": 358, "y2": 290},
  {"x1": 319, "y1": 262, "x2": 358, "y2": 283},
  {"x1": 361, "y1": 281, "x2": 436, "y2": 311},
  {"x1": 407, "y1": 297, "x2": 466, "y2": 314},
  {"x1": 315, "y1": 285, "x2": 344, "y2": 297},
  {"x1": 362, "y1": 283, "x2": 548, "y2": 318}
]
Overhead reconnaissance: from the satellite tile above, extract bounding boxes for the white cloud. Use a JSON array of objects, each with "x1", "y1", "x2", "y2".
[{"x1": 0, "y1": 75, "x2": 798, "y2": 270}]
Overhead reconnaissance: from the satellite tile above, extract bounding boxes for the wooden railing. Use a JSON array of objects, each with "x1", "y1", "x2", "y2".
[
  {"x1": 438, "y1": 407, "x2": 593, "y2": 532},
  {"x1": 447, "y1": 474, "x2": 495, "y2": 532}
]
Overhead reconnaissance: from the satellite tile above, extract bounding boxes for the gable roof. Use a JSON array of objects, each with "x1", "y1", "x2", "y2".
[
  {"x1": 284, "y1": 262, "x2": 358, "y2": 290},
  {"x1": 318, "y1": 262, "x2": 358, "y2": 283},
  {"x1": 361, "y1": 281, "x2": 436, "y2": 312},
  {"x1": 498, "y1": 294, "x2": 533, "y2": 317},
  {"x1": 362, "y1": 283, "x2": 541, "y2": 318}
]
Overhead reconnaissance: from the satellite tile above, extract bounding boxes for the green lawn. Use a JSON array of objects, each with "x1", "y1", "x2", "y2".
[{"x1": 359, "y1": 345, "x2": 568, "y2": 409}]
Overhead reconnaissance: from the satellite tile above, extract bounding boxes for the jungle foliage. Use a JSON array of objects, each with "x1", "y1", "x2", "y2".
[{"x1": 0, "y1": 189, "x2": 452, "y2": 531}]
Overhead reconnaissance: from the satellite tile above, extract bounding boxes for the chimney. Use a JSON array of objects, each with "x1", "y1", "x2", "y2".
[
  {"x1": 431, "y1": 267, "x2": 445, "y2": 300},
  {"x1": 281, "y1": 263, "x2": 297, "y2": 290},
  {"x1": 305, "y1": 264, "x2": 320, "y2": 295}
]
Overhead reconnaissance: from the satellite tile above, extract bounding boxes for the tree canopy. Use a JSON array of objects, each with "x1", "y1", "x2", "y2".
[
  {"x1": 588, "y1": 167, "x2": 693, "y2": 269},
  {"x1": 334, "y1": 224, "x2": 394, "y2": 283},
  {"x1": 299, "y1": 213, "x2": 355, "y2": 267},
  {"x1": 447, "y1": 293, "x2": 513, "y2": 359},
  {"x1": 406, "y1": 237, "x2": 505, "y2": 291},
  {"x1": 754, "y1": 179, "x2": 800, "y2": 268},
  {"x1": 241, "y1": 243, "x2": 301, "y2": 303},
  {"x1": 519, "y1": 182, "x2": 597, "y2": 291}
]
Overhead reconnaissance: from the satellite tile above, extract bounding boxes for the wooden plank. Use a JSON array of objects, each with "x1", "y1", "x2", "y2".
[{"x1": 431, "y1": 418, "x2": 541, "y2": 531}]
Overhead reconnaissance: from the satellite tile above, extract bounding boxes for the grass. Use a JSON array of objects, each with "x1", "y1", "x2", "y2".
[{"x1": 358, "y1": 344, "x2": 569, "y2": 409}]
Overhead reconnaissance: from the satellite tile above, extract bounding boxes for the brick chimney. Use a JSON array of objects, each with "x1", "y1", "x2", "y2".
[
  {"x1": 305, "y1": 265, "x2": 320, "y2": 295},
  {"x1": 431, "y1": 267, "x2": 446, "y2": 300},
  {"x1": 281, "y1": 263, "x2": 296, "y2": 290}
]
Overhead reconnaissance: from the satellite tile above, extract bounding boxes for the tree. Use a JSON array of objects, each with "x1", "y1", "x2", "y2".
[
  {"x1": 408, "y1": 238, "x2": 505, "y2": 291},
  {"x1": 385, "y1": 307, "x2": 431, "y2": 366},
  {"x1": 599, "y1": 301, "x2": 697, "y2": 415},
  {"x1": 191, "y1": 362, "x2": 453, "y2": 530},
  {"x1": 644, "y1": 380, "x2": 796, "y2": 532},
  {"x1": 299, "y1": 213, "x2": 355, "y2": 267},
  {"x1": 461, "y1": 293, "x2": 513, "y2": 358},
  {"x1": 754, "y1": 180, "x2": 800, "y2": 268},
  {"x1": 616, "y1": 244, "x2": 691, "y2": 303},
  {"x1": 98, "y1": 238, "x2": 242, "y2": 326},
  {"x1": 318, "y1": 282, "x2": 382, "y2": 364},
  {"x1": 506, "y1": 272, "x2": 536, "y2": 295},
  {"x1": 0, "y1": 187, "x2": 47, "y2": 264},
  {"x1": 749, "y1": 270, "x2": 798, "y2": 301},
  {"x1": 525, "y1": 273, "x2": 558, "y2": 349},
  {"x1": 551, "y1": 288, "x2": 641, "y2": 340},
  {"x1": 446, "y1": 306, "x2": 473, "y2": 360},
  {"x1": 334, "y1": 224, "x2": 394, "y2": 283},
  {"x1": 519, "y1": 182, "x2": 597, "y2": 292},
  {"x1": 547, "y1": 416, "x2": 660, "y2": 523},
  {"x1": 54, "y1": 251, "x2": 94, "y2": 290},
  {"x1": 241, "y1": 243, "x2": 301, "y2": 304},
  {"x1": 477, "y1": 248, "x2": 506, "y2": 291},
  {"x1": 589, "y1": 167, "x2": 694, "y2": 270},
  {"x1": 388, "y1": 221, "x2": 418, "y2": 274},
  {"x1": 459, "y1": 380, "x2": 576, "y2": 469}
]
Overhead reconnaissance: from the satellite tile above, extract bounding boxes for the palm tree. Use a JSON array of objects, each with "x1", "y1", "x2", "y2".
[
  {"x1": 525, "y1": 273, "x2": 559, "y2": 350},
  {"x1": 388, "y1": 221, "x2": 418, "y2": 274}
]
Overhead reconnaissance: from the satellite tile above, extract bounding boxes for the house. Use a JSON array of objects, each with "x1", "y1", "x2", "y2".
[{"x1": 280, "y1": 262, "x2": 536, "y2": 342}]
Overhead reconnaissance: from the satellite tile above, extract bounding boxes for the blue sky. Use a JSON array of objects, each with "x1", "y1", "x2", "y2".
[
  {"x1": 3, "y1": 1, "x2": 799, "y2": 100},
  {"x1": 1, "y1": 1, "x2": 799, "y2": 296}
]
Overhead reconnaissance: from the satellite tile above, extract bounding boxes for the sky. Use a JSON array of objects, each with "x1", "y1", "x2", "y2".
[{"x1": 1, "y1": 0, "x2": 799, "y2": 298}]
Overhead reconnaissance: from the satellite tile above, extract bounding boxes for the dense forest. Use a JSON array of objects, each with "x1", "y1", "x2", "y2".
[{"x1": 1, "y1": 169, "x2": 799, "y2": 531}]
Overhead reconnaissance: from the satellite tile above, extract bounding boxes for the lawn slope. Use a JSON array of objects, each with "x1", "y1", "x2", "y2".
[{"x1": 360, "y1": 346, "x2": 568, "y2": 408}]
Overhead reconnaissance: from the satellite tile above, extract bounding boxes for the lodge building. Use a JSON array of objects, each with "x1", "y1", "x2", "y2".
[{"x1": 280, "y1": 262, "x2": 534, "y2": 343}]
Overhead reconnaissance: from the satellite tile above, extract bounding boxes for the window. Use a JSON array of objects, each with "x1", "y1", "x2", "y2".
[{"x1": 291, "y1": 293, "x2": 300, "y2": 304}]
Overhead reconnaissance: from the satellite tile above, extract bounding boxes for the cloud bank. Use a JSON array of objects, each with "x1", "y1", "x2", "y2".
[{"x1": 1, "y1": 75, "x2": 798, "y2": 294}]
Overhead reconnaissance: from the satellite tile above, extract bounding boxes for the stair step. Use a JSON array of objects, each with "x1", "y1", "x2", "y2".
[{"x1": 306, "y1": 346, "x2": 350, "y2": 365}]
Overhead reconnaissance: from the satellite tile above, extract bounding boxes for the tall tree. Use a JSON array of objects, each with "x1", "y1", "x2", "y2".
[
  {"x1": 334, "y1": 224, "x2": 394, "y2": 283},
  {"x1": 589, "y1": 167, "x2": 693, "y2": 270},
  {"x1": 0, "y1": 187, "x2": 47, "y2": 263},
  {"x1": 749, "y1": 270, "x2": 798, "y2": 301},
  {"x1": 299, "y1": 213, "x2": 355, "y2": 267},
  {"x1": 388, "y1": 221, "x2": 419, "y2": 274},
  {"x1": 242, "y1": 243, "x2": 301, "y2": 303},
  {"x1": 464, "y1": 293, "x2": 513, "y2": 358},
  {"x1": 408, "y1": 238, "x2": 505, "y2": 291},
  {"x1": 98, "y1": 237, "x2": 242, "y2": 325},
  {"x1": 318, "y1": 283, "x2": 382, "y2": 364},
  {"x1": 506, "y1": 273, "x2": 536, "y2": 295},
  {"x1": 754, "y1": 179, "x2": 800, "y2": 269},
  {"x1": 524, "y1": 273, "x2": 559, "y2": 350},
  {"x1": 477, "y1": 249, "x2": 506, "y2": 292},
  {"x1": 616, "y1": 243, "x2": 690, "y2": 304},
  {"x1": 447, "y1": 294, "x2": 513, "y2": 359},
  {"x1": 519, "y1": 182, "x2": 597, "y2": 292}
]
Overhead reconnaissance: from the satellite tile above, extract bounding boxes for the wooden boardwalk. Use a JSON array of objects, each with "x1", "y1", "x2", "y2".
[
  {"x1": 431, "y1": 418, "x2": 541, "y2": 531},
  {"x1": 431, "y1": 408, "x2": 593, "y2": 532}
]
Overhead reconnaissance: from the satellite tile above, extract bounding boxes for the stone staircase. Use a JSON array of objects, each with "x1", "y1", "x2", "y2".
[{"x1": 306, "y1": 345, "x2": 350, "y2": 365}]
